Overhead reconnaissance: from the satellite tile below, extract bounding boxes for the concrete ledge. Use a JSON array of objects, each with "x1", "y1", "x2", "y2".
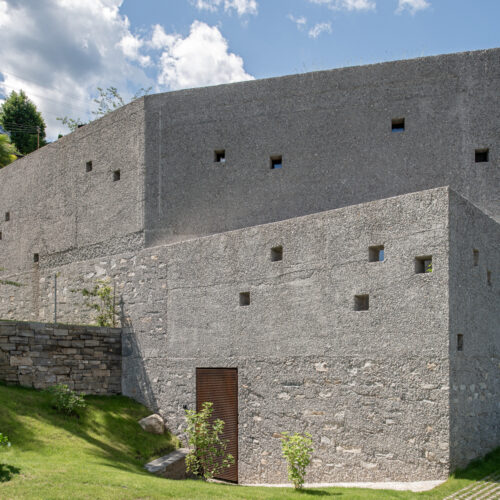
[{"x1": 145, "y1": 448, "x2": 190, "y2": 479}]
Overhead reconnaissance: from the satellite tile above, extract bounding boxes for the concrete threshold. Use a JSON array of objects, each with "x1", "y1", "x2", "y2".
[{"x1": 241, "y1": 480, "x2": 446, "y2": 492}]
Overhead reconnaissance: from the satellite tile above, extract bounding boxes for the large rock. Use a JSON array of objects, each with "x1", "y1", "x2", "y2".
[
  {"x1": 145, "y1": 448, "x2": 191, "y2": 480},
  {"x1": 139, "y1": 414, "x2": 165, "y2": 434}
]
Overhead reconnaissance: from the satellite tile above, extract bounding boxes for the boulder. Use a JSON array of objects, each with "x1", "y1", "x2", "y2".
[{"x1": 139, "y1": 414, "x2": 165, "y2": 434}]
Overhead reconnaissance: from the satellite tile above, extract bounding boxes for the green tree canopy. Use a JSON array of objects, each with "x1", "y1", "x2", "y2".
[
  {"x1": 0, "y1": 133, "x2": 18, "y2": 168},
  {"x1": 0, "y1": 90, "x2": 47, "y2": 155}
]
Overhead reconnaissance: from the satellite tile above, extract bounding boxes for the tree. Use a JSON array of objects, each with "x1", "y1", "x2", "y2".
[
  {"x1": 0, "y1": 134, "x2": 18, "y2": 168},
  {"x1": 57, "y1": 86, "x2": 152, "y2": 132},
  {"x1": 0, "y1": 90, "x2": 46, "y2": 155}
]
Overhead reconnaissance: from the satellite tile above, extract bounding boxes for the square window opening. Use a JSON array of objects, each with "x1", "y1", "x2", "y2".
[
  {"x1": 415, "y1": 256, "x2": 433, "y2": 274},
  {"x1": 457, "y1": 334, "x2": 464, "y2": 352},
  {"x1": 354, "y1": 294, "x2": 369, "y2": 311},
  {"x1": 214, "y1": 150, "x2": 226, "y2": 163},
  {"x1": 271, "y1": 245, "x2": 283, "y2": 262},
  {"x1": 369, "y1": 245, "x2": 385, "y2": 262},
  {"x1": 239, "y1": 292, "x2": 250, "y2": 306},
  {"x1": 270, "y1": 156, "x2": 283, "y2": 169},
  {"x1": 113, "y1": 170, "x2": 121, "y2": 181},
  {"x1": 473, "y1": 249, "x2": 479, "y2": 267},
  {"x1": 487, "y1": 270, "x2": 492, "y2": 286},
  {"x1": 5, "y1": 212, "x2": 10, "y2": 222},
  {"x1": 475, "y1": 149, "x2": 489, "y2": 163},
  {"x1": 86, "y1": 161, "x2": 92, "y2": 172},
  {"x1": 33, "y1": 253, "x2": 39, "y2": 263},
  {"x1": 0, "y1": 231, "x2": 2, "y2": 240},
  {"x1": 391, "y1": 118, "x2": 405, "y2": 132}
]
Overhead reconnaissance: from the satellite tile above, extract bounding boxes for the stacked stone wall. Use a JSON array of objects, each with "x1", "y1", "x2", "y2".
[{"x1": 0, "y1": 320, "x2": 122, "y2": 394}]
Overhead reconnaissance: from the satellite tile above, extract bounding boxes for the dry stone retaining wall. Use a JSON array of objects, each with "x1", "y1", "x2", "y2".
[{"x1": 0, "y1": 320, "x2": 122, "y2": 394}]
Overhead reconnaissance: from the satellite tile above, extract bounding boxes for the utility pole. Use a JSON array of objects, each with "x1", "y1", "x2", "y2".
[{"x1": 36, "y1": 126, "x2": 40, "y2": 149}]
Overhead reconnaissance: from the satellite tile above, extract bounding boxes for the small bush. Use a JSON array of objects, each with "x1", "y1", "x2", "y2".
[
  {"x1": 47, "y1": 384, "x2": 86, "y2": 416},
  {"x1": 280, "y1": 431, "x2": 314, "y2": 489},
  {"x1": 185, "y1": 401, "x2": 234, "y2": 480},
  {"x1": 0, "y1": 433, "x2": 10, "y2": 447}
]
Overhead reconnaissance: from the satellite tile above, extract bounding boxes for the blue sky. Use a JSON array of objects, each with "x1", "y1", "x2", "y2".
[{"x1": 0, "y1": 0, "x2": 499, "y2": 139}]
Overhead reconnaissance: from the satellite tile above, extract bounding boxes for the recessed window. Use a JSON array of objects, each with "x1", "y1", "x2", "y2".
[
  {"x1": 475, "y1": 149, "x2": 489, "y2": 163},
  {"x1": 271, "y1": 245, "x2": 283, "y2": 262},
  {"x1": 487, "y1": 270, "x2": 492, "y2": 286},
  {"x1": 33, "y1": 253, "x2": 39, "y2": 263},
  {"x1": 354, "y1": 294, "x2": 369, "y2": 311},
  {"x1": 113, "y1": 170, "x2": 120, "y2": 181},
  {"x1": 214, "y1": 150, "x2": 226, "y2": 163},
  {"x1": 473, "y1": 249, "x2": 479, "y2": 267},
  {"x1": 5, "y1": 212, "x2": 10, "y2": 222},
  {"x1": 86, "y1": 161, "x2": 92, "y2": 172},
  {"x1": 369, "y1": 245, "x2": 384, "y2": 262},
  {"x1": 457, "y1": 334, "x2": 464, "y2": 352},
  {"x1": 0, "y1": 231, "x2": 2, "y2": 240},
  {"x1": 239, "y1": 292, "x2": 250, "y2": 306},
  {"x1": 391, "y1": 118, "x2": 405, "y2": 132},
  {"x1": 270, "y1": 156, "x2": 283, "y2": 169},
  {"x1": 415, "y1": 256, "x2": 433, "y2": 274}
]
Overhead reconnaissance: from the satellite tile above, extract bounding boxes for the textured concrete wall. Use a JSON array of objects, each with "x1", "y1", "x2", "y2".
[
  {"x1": 0, "y1": 320, "x2": 121, "y2": 394},
  {"x1": 0, "y1": 98, "x2": 146, "y2": 275},
  {"x1": 144, "y1": 49, "x2": 500, "y2": 246},
  {"x1": 448, "y1": 191, "x2": 500, "y2": 469}
]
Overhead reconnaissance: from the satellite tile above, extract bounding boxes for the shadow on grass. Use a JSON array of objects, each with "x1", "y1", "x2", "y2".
[
  {"x1": 452, "y1": 447, "x2": 500, "y2": 482},
  {"x1": 297, "y1": 490, "x2": 340, "y2": 496},
  {"x1": 0, "y1": 463, "x2": 20, "y2": 482}
]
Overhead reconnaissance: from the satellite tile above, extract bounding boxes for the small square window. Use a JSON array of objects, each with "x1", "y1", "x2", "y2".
[
  {"x1": 270, "y1": 156, "x2": 283, "y2": 169},
  {"x1": 391, "y1": 118, "x2": 405, "y2": 132},
  {"x1": 415, "y1": 256, "x2": 433, "y2": 274},
  {"x1": 214, "y1": 150, "x2": 226, "y2": 163},
  {"x1": 354, "y1": 294, "x2": 369, "y2": 311},
  {"x1": 5, "y1": 212, "x2": 10, "y2": 222},
  {"x1": 369, "y1": 245, "x2": 384, "y2": 262},
  {"x1": 487, "y1": 270, "x2": 492, "y2": 286},
  {"x1": 86, "y1": 161, "x2": 92, "y2": 172},
  {"x1": 33, "y1": 253, "x2": 39, "y2": 263},
  {"x1": 457, "y1": 334, "x2": 464, "y2": 352},
  {"x1": 113, "y1": 170, "x2": 121, "y2": 181},
  {"x1": 0, "y1": 231, "x2": 2, "y2": 240},
  {"x1": 271, "y1": 245, "x2": 283, "y2": 262},
  {"x1": 473, "y1": 249, "x2": 479, "y2": 267},
  {"x1": 239, "y1": 292, "x2": 250, "y2": 306},
  {"x1": 475, "y1": 149, "x2": 489, "y2": 163}
]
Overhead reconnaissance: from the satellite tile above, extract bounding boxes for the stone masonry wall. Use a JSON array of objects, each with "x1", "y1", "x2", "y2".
[{"x1": 0, "y1": 320, "x2": 122, "y2": 394}]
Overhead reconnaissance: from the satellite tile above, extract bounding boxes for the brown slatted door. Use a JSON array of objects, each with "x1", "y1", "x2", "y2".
[{"x1": 196, "y1": 368, "x2": 238, "y2": 483}]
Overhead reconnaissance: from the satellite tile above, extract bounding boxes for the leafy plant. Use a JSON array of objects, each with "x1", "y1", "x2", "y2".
[
  {"x1": 76, "y1": 278, "x2": 118, "y2": 327},
  {"x1": 47, "y1": 384, "x2": 86, "y2": 416},
  {"x1": 280, "y1": 431, "x2": 314, "y2": 489},
  {"x1": 0, "y1": 433, "x2": 10, "y2": 447},
  {"x1": 185, "y1": 401, "x2": 235, "y2": 480}
]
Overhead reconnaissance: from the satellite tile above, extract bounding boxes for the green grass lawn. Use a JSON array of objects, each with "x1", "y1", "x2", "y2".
[{"x1": 0, "y1": 383, "x2": 498, "y2": 499}]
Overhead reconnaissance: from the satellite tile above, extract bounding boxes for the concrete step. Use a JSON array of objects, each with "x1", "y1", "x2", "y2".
[{"x1": 144, "y1": 448, "x2": 191, "y2": 480}]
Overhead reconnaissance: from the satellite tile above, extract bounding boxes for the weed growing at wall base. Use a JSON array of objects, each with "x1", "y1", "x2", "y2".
[
  {"x1": 280, "y1": 431, "x2": 314, "y2": 489},
  {"x1": 47, "y1": 384, "x2": 86, "y2": 416}
]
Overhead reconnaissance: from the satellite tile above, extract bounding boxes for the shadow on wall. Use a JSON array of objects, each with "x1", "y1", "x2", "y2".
[{"x1": 119, "y1": 297, "x2": 158, "y2": 412}]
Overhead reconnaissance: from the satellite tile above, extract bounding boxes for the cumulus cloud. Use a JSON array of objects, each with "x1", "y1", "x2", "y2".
[
  {"x1": 153, "y1": 21, "x2": 254, "y2": 90},
  {"x1": 396, "y1": 0, "x2": 430, "y2": 14},
  {"x1": 288, "y1": 14, "x2": 307, "y2": 30},
  {"x1": 308, "y1": 22, "x2": 332, "y2": 38},
  {"x1": 118, "y1": 34, "x2": 151, "y2": 66},
  {"x1": 308, "y1": 0, "x2": 375, "y2": 11},
  {"x1": 192, "y1": 0, "x2": 258, "y2": 16}
]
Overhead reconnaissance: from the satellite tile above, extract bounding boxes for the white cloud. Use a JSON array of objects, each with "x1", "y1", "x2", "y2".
[
  {"x1": 155, "y1": 21, "x2": 254, "y2": 90},
  {"x1": 192, "y1": 0, "x2": 258, "y2": 15},
  {"x1": 396, "y1": 0, "x2": 430, "y2": 14},
  {"x1": 308, "y1": 22, "x2": 332, "y2": 38},
  {"x1": 309, "y1": 0, "x2": 375, "y2": 11},
  {"x1": 118, "y1": 34, "x2": 151, "y2": 66},
  {"x1": 288, "y1": 14, "x2": 307, "y2": 30}
]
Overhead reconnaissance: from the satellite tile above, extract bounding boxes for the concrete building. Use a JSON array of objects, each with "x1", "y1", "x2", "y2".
[{"x1": 0, "y1": 48, "x2": 498, "y2": 484}]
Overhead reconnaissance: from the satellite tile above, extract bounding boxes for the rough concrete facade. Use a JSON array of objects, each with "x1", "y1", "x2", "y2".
[
  {"x1": 0, "y1": 48, "x2": 498, "y2": 484},
  {"x1": 0, "y1": 320, "x2": 121, "y2": 394}
]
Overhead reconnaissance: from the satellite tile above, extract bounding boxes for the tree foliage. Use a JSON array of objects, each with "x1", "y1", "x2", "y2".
[
  {"x1": 57, "y1": 86, "x2": 152, "y2": 132},
  {"x1": 185, "y1": 401, "x2": 235, "y2": 480},
  {"x1": 0, "y1": 134, "x2": 18, "y2": 168},
  {"x1": 0, "y1": 90, "x2": 46, "y2": 155}
]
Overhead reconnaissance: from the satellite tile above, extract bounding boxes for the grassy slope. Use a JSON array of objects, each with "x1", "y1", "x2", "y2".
[{"x1": 0, "y1": 384, "x2": 498, "y2": 500}]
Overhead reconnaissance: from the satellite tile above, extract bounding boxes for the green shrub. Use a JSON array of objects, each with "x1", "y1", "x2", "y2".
[
  {"x1": 280, "y1": 431, "x2": 314, "y2": 489},
  {"x1": 47, "y1": 384, "x2": 86, "y2": 415},
  {"x1": 0, "y1": 432, "x2": 10, "y2": 447},
  {"x1": 184, "y1": 401, "x2": 234, "y2": 480}
]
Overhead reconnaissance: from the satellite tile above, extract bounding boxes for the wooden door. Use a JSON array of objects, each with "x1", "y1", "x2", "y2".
[{"x1": 196, "y1": 368, "x2": 238, "y2": 482}]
